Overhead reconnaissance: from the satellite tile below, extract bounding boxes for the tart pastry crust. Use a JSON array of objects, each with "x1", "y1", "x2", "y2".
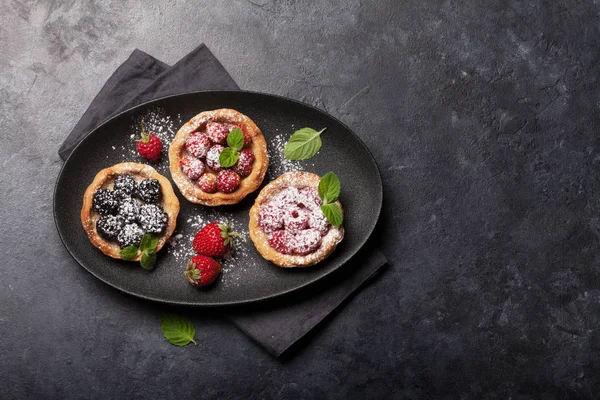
[
  {"x1": 81, "y1": 162, "x2": 180, "y2": 261},
  {"x1": 249, "y1": 171, "x2": 344, "y2": 268},
  {"x1": 168, "y1": 108, "x2": 269, "y2": 206}
]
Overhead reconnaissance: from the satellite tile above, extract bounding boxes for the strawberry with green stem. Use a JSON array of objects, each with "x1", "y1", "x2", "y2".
[{"x1": 136, "y1": 121, "x2": 163, "y2": 161}]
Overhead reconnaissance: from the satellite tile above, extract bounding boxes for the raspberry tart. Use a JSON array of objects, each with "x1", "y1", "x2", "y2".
[
  {"x1": 168, "y1": 109, "x2": 269, "y2": 206},
  {"x1": 81, "y1": 162, "x2": 180, "y2": 260},
  {"x1": 249, "y1": 171, "x2": 344, "y2": 268}
]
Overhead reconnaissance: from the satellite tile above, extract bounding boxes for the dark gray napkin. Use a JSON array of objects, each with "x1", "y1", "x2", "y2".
[{"x1": 58, "y1": 44, "x2": 387, "y2": 357}]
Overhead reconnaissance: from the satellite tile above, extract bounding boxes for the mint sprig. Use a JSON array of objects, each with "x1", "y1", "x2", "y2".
[
  {"x1": 219, "y1": 129, "x2": 244, "y2": 167},
  {"x1": 318, "y1": 172, "x2": 343, "y2": 227},
  {"x1": 160, "y1": 315, "x2": 197, "y2": 347},
  {"x1": 118, "y1": 233, "x2": 159, "y2": 270},
  {"x1": 284, "y1": 127, "x2": 326, "y2": 160}
]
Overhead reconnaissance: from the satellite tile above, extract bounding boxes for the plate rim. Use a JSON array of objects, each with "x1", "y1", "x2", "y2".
[{"x1": 53, "y1": 89, "x2": 383, "y2": 307}]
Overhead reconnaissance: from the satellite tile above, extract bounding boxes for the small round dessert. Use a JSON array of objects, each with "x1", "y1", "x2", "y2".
[
  {"x1": 168, "y1": 109, "x2": 269, "y2": 206},
  {"x1": 81, "y1": 162, "x2": 180, "y2": 261},
  {"x1": 249, "y1": 171, "x2": 344, "y2": 268}
]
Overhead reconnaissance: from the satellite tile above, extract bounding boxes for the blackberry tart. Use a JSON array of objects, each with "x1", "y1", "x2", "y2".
[
  {"x1": 168, "y1": 108, "x2": 269, "y2": 206},
  {"x1": 249, "y1": 171, "x2": 344, "y2": 268},
  {"x1": 81, "y1": 162, "x2": 180, "y2": 261}
]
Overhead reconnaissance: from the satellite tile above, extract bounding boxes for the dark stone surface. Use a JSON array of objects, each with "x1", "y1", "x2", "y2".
[{"x1": 1, "y1": 0, "x2": 599, "y2": 398}]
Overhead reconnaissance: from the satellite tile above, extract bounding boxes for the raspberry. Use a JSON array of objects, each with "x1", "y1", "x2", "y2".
[
  {"x1": 197, "y1": 172, "x2": 218, "y2": 193},
  {"x1": 291, "y1": 229, "x2": 322, "y2": 255},
  {"x1": 185, "y1": 132, "x2": 211, "y2": 159},
  {"x1": 233, "y1": 125, "x2": 252, "y2": 147},
  {"x1": 136, "y1": 132, "x2": 162, "y2": 161},
  {"x1": 92, "y1": 189, "x2": 117, "y2": 215},
  {"x1": 180, "y1": 156, "x2": 205, "y2": 180},
  {"x1": 96, "y1": 215, "x2": 125, "y2": 240},
  {"x1": 137, "y1": 203, "x2": 167, "y2": 234},
  {"x1": 259, "y1": 204, "x2": 284, "y2": 233},
  {"x1": 117, "y1": 223, "x2": 144, "y2": 248},
  {"x1": 138, "y1": 179, "x2": 161, "y2": 203},
  {"x1": 284, "y1": 207, "x2": 309, "y2": 234},
  {"x1": 206, "y1": 145, "x2": 225, "y2": 171},
  {"x1": 206, "y1": 122, "x2": 229, "y2": 144},
  {"x1": 298, "y1": 187, "x2": 321, "y2": 209},
  {"x1": 308, "y1": 209, "x2": 330, "y2": 235},
  {"x1": 268, "y1": 230, "x2": 294, "y2": 255},
  {"x1": 216, "y1": 170, "x2": 240, "y2": 193},
  {"x1": 114, "y1": 174, "x2": 137, "y2": 196},
  {"x1": 233, "y1": 149, "x2": 255, "y2": 177},
  {"x1": 272, "y1": 187, "x2": 300, "y2": 205}
]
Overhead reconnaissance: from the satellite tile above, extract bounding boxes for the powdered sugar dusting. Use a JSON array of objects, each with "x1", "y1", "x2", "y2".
[{"x1": 267, "y1": 133, "x2": 305, "y2": 177}]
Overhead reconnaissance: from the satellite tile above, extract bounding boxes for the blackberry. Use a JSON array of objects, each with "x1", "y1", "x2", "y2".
[
  {"x1": 137, "y1": 204, "x2": 167, "y2": 234},
  {"x1": 92, "y1": 189, "x2": 117, "y2": 215},
  {"x1": 96, "y1": 215, "x2": 125, "y2": 240},
  {"x1": 112, "y1": 189, "x2": 131, "y2": 203},
  {"x1": 113, "y1": 174, "x2": 137, "y2": 196},
  {"x1": 117, "y1": 223, "x2": 144, "y2": 248},
  {"x1": 117, "y1": 197, "x2": 140, "y2": 223},
  {"x1": 138, "y1": 179, "x2": 161, "y2": 203}
]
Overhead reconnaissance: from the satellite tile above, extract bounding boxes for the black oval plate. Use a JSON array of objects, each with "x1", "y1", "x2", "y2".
[{"x1": 54, "y1": 91, "x2": 382, "y2": 306}]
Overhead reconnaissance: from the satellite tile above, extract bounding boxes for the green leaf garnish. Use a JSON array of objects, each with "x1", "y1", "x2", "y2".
[
  {"x1": 284, "y1": 127, "x2": 326, "y2": 160},
  {"x1": 160, "y1": 315, "x2": 197, "y2": 347},
  {"x1": 139, "y1": 233, "x2": 152, "y2": 252},
  {"x1": 318, "y1": 172, "x2": 341, "y2": 204},
  {"x1": 227, "y1": 128, "x2": 244, "y2": 151},
  {"x1": 140, "y1": 251, "x2": 157, "y2": 270},
  {"x1": 119, "y1": 245, "x2": 139, "y2": 260},
  {"x1": 219, "y1": 147, "x2": 239, "y2": 167},
  {"x1": 321, "y1": 203, "x2": 343, "y2": 227}
]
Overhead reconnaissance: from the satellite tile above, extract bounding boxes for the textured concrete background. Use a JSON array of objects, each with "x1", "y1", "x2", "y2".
[{"x1": 2, "y1": 0, "x2": 600, "y2": 398}]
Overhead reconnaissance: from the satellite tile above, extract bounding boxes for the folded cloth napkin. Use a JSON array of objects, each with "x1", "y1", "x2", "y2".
[{"x1": 59, "y1": 44, "x2": 388, "y2": 357}]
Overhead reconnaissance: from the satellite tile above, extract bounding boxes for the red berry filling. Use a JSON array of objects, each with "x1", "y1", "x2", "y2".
[
  {"x1": 233, "y1": 148, "x2": 255, "y2": 177},
  {"x1": 206, "y1": 144, "x2": 225, "y2": 171},
  {"x1": 180, "y1": 156, "x2": 205, "y2": 180},
  {"x1": 197, "y1": 172, "x2": 218, "y2": 193},
  {"x1": 185, "y1": 132, "x2": 211, "y2": 159},
  {"x1": 206, "y1": 122, "x2": 229, "y2": 145},
  {"x1": 258, "y1": 187, "x2": 330, "y2": 256},
  {"x1": 217, "y1": 170, "x2": 240, "y2": 193}
]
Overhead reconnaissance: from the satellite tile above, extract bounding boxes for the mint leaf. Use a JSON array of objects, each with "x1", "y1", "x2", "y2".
[
  {"x1": 321, "y1": 203, "x2": 343, "y2": 227},
  {"x1": 139, "y1": 233, "x2": 152, "y2": 252},
  {"x1": 140, "y1": 251, "x2": 157, "y2": 270},
  {"x1": 227, "y1": 128, "x2": 244, "y2": 151},
  {"x1": 219, "y1": 147, "x2": 239, "y2": 167},
  {"x1": 318, "y1": 172, "x2": 341, "y2": 204},
  {"x1": 160, "y1": 315, "x2": 197, "y2": 347},
  {"x1": 149, "y1": 236, "x2": 159, "y2": 251},
  {"x1": 284, "y1": 127, "x2": 326, "y2": 160},
  {"x1": 119, "y1": 246, "x2": 139, "y2": 260}
]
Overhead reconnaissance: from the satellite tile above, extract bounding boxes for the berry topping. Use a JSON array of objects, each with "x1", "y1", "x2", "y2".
[
  {"x1": 112, "y1": 189, "x2": 131, "y2": 203},
  {"x1": 272, "y1": 186, "x2": 300, "y2": 205},
  {"x1": 193, "y1": 222, "x2": 245, "y2": 258},
  {"x1": 216, "y1": 170, "x2": 241, "y2": 193},
  {"x1": 205, "y1": 122, "x2": 229, "y2": 145},
  {"x1": 197, "y1": 172, "x2": 218, "y2": 193},
  {"x1": 258, "y1": 204, "x2": 284, "y2": 233},
  {"x1": 117, "y1": 197, "x2": 140, "y2": 223},
  {"x1": 92, "y1": 189, "x2": 117, "y2": 215},
  {"x1": 184, "y1": 255, "x2": 222, "y2": 287},
  {"x1": 96, "y1": 215, "x2": 125, "y2": 240},
  {"x1": 233, "y1": 148, "x2": 255, "y2": 177},
  {"x1": 136, "y1": 122, "x2": 163, "y2": 161},
  {"x1": 308, "y1": 209, "x2": 330, "y2": 235},
  {"x1": 117, "y1": 223, "x2": 145, "y2": 248},
  {"x1": 206, "y1": 145, "x2": 225, "y2": 171},
  {"x1": 113, "y1": 174, "x2": 137, "y2": 196},
  {"x1": 284, "y1": 207, "x2": 309, "y2": 234},
  {"x1": 234, "y1": 125, "x2": 252, "y2": 147},
  {"x1": 185, "y1": 132, "x2": 211, "y2": 159},
  {"x1": 138, "y1": 179, "x2": 161, "y2": 203},
  {"x1": 180, "y1": 156, "x2": 205, "y2": 180},
  {"x1": 268, "y1": 230, "x2": 294, "y2": 255},
  {"x1": 298, "y1": 187, "x2": 322, "y2": 208},
  {"x1": 137, "y1": 203, "x2": 167, "y2": 234},
  {"x1": 291, "y1": 229, "x2": 322, "y2": 255}
]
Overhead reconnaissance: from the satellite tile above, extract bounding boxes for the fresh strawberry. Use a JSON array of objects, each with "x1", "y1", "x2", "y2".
[
  {"x1": 217, "y1": 170, "x2": 240, "y2": 193},
  {"x1": 197, "y1": 172, "x2": 218, "y2": 193},
  {"x1": 206, "y1": 122, "x2": 229, "y2": 145},
  {"x1": 268, "y1": 230, "x2": 294, "y2": 255},
  {"x1": 206, "y1": 144, "x2": 225, "y2": 171},
  {"x1": 233, "y1": 149, "x2": 255, "y2": 177},
  {"x1": 185, "y1": 132, "x2": 211, "y2": 159},
  {"x1": 136, "y1": 122, "x2": 162, "y2": 161},
  {"x1": 193, "y1": 222, "x2": 245, "y2": 257},
  {"x1": 184, "y1": 255, "x2": 222, "y2": 287},
  {"x1": 180, "y1": 156, "x2": 205, "y2": 180}
]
